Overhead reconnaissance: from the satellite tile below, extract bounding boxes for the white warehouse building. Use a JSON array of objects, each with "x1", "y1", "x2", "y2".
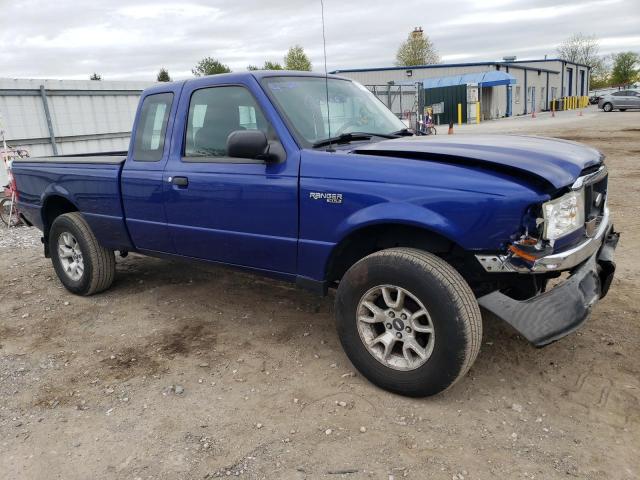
[{"x1": 332, "y1": 58, "x2": 591, "y2": 121}]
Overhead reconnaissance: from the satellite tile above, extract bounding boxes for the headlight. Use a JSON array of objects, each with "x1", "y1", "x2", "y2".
[{"x1": 542, "y1": 190, "x2": 585, "y2": 240}]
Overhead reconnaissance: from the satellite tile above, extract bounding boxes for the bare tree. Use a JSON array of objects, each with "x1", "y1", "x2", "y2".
[
  {"x1": 396, "y1": 27, "x2": 439, "y2": 66},
  {"x1": 89, "y1": 73, "x2": 102, "y2": 81},
  {"x1": 557, "y1": 33, "x2": 606, "y2": 87}
]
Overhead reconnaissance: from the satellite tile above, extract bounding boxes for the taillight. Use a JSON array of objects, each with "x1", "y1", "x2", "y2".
[{"x1": 7, "y1": 169, "x2": 18, "y2": 200}]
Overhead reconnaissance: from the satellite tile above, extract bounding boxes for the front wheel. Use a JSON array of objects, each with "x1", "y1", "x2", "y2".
[
  {"x1": 49, "y1": 212, "x2": 115, "y2": 295},
  {"x1": 335, "y1": 248, "x2": 482, "y2": 397},
  {"x1": 602, "y1": 103, "x2": 613, "y2": 112}
]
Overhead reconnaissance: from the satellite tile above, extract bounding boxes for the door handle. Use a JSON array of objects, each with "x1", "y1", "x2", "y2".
[{"x1": 169, "y1": 176, "x2": 188, "y2": 187}]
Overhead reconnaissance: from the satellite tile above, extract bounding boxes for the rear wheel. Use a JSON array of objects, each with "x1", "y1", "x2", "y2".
[
  {"x1": 602, "y1": 103, "x2": 613, "y2": 112},
  {"x1": 335, "y1": 248, "x2": 482, "y2": 397},
  {"x1": 49, "y1": 212, "x2": 115, "y2": 295}
]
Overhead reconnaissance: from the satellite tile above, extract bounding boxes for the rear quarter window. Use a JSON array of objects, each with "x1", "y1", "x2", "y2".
[{"x1": 132, "y1": 92, "x2": 174, "y2": 162}]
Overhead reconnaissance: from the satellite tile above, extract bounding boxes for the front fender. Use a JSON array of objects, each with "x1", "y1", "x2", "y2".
[{"x1": 334, "y1": 201, "x2": 461, "y2": 245}]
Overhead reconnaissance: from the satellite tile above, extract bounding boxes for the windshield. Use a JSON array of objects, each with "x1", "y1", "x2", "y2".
[{"x1": 262, "y1": 76, "x2": 406, "y2": 147}]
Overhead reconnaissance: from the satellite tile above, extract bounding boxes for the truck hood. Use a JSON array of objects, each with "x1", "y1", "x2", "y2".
[{"x1": 352, "y1": 134, "x2": 603, "y2": 190}]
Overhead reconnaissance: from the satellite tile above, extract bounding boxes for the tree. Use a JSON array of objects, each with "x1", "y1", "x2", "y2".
[
  {"x1": 157, "y1": 68, "x2": 171, "y2": 82},
  {"x1": 284, "y1": 45, "x2": 312, "y2": 71},
  {"x1": 247, "y1": 61, "x2": 282, "y2": 71},
  {"x1": 263, "y1": 60, "x2": 283, "y2": 70},
  {"x1": 89, "y1": 73, "x2": 102, "y2": 81},
  {"x1": 557, "y1": 33, "x2": 601, "y2": 66},
  {"x1": 192, "y1": 57, "x2": 231, "y2": 76},
  {"x1": 610, "y1": 51, "x2": 640, "y2": 87},
  {"x1": 557, "y1": 33, "x2": 605, "y2": 88},
  {"x1": 395, "y1": 27, "x2": 439, "y2": 66},
  {"x1": 590, "y1": 54, "x2": 613, "y2": 89}
]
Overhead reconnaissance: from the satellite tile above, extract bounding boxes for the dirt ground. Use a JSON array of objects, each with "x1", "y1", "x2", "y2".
[{"x1": 1, "y1": 107, "x2": 638, "y2": 480}]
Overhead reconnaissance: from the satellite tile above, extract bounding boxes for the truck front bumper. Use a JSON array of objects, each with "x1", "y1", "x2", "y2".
[{"x1": 477, "y1": 226, "x2": 619, "y2": 347}]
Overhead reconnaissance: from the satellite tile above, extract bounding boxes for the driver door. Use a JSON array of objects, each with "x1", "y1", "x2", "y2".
[{"x1": 163, "y1": 82, "x2": 299, "y2": 274}]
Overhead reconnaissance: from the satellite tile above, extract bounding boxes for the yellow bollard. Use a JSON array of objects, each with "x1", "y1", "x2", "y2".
[
  {"x1": 476, "y1": 101, "x2": 480, "y2": 124},
  {"x1": 458, "y1": 103, "x2": 462, "y2": 126}
]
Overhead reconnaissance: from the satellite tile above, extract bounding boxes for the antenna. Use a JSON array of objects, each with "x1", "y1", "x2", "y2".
[{"x1": 320, "y1": 0, "x2": 334, "y2": 152}]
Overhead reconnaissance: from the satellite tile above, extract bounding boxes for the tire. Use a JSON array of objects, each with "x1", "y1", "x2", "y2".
[
  {"x1": 49, "y1": 212, "x2": 115, "y2": 296},
  {"x1": 335, "y1": 248, "x2": 482, "y2": 397},
  {"x1": 0, "y1": 198, "x2": 20, "y2": 226},
  {"x1": 602, "y1": 103, "x2": 613, "y2": 112},
  {"x1": 428, "y1": 126, "x2": 437, "y2": 135}
]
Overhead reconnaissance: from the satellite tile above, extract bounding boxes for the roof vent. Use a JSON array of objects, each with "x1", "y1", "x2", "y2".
[{"x1": 502, "y1": 55, "x2": 517, "y2": 62}]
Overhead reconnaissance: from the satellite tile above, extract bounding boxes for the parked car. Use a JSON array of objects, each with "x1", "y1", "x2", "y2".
[
  {"x1": 11, "y1": 71, "x2": 619, "y2": 397},
  {"x1": 598, "y1": 90, "x2": 640, "y2": 111}
]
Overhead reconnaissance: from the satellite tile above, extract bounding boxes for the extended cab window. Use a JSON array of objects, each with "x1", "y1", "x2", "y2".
[
  {"x1": 132, "y1": 93, "x2": 173, "y2": 162},
  {"x1": 184, "y1": 86, "x2": 272, "y2": 159}
]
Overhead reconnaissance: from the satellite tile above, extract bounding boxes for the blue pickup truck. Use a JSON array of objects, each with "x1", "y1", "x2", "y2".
[{"x1": 12, "y1": 71, "x2": 619, "y2": 396}]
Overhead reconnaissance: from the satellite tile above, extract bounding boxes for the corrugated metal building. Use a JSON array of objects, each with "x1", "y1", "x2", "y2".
[
  {"x1": 332, "y1": 58, "x2": 591, "y2": 120},
  {"x1": 0, "y1": 78, "x2": 154, "y2": 157}
]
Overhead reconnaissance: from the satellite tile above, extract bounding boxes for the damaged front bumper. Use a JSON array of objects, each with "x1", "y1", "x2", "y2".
[{"x1": 476, "y1": 223, "x2": 619, "y2": 347}]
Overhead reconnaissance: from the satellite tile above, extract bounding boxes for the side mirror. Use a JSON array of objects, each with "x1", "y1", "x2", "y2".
[{"x1": 227, "y1": 130, "x2": 271, "y2": 161}]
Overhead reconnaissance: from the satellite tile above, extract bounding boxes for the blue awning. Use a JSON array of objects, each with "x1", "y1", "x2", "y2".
[{"x1": 420, "y1": 71, "x2": 516, "y2": 89}]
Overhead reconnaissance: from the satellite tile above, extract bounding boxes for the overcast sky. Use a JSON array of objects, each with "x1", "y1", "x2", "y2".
[{"x1": 0, "y1": 0, "x2": 638, "y2": 81}]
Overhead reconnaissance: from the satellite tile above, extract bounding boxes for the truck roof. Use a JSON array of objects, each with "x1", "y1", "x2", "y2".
[{"x1": 142, "y1": 70, "x2": 349, "y2": 95}]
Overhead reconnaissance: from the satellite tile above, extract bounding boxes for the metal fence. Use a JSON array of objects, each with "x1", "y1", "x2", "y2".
[
  {"x1": 0, "y1": 78, "x2": 154, "y2": 158},
  {"x1": 366, "y1": 84, "x2": 418, "y2": 125}
]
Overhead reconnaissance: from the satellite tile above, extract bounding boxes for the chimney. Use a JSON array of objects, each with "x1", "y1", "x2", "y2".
[{"x1": 411, "y1": 27, "x2": 424, "y2": 39}]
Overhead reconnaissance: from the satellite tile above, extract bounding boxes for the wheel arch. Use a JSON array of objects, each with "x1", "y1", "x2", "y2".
[
  {"x1": 325, "y1": 221, "x2": 461, "y2": 284},
  {"x1": 41, "y1": 194, "x2": 79, "y2": 238}
]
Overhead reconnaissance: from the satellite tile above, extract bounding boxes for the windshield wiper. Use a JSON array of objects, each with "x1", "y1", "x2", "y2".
[
  {"x1": 389, "y1": 128, "x2": 414, "y2": 137},
  {"x1": 312, "y1": 132, "x2": 397, "y2": 148}
]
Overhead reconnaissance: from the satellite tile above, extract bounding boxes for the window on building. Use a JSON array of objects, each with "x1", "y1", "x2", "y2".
[
  {"x1": 515, "y1": 86, "x2": 521, "y2": 104},
  {"x1": 132, "y1": 92, "x2": 173, "y2": 162}
]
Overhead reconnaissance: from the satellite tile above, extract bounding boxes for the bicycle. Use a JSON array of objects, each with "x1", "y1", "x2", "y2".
[
  {"x1": 1, "y1": 147, "x2": 28, "y2": 227},
  {"x1": 1, "y1": 183, "x2": 20, "y2": 227},
  {"x1": 416, "y1": 119, "x2": 437, "y2": 136}
]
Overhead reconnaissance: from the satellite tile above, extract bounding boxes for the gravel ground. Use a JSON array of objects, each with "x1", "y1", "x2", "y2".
[{"x1": 0, "y1": 108, "x2": 638, "y2": 480}]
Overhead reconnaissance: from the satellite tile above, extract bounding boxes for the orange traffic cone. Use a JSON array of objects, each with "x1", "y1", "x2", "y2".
[
  {"x1": 531, "y1": 109, "x2": 536, "y2": 119},
  {"x1": 578, "y1": 109, "x2": 583, "y2": 116},
  {"x1": 448, "y1": 122, "x2": 454, "y2": 135}
]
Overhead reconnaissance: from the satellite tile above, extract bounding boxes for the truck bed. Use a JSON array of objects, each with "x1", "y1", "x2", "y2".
[{"x1": 11, "y1": 154, "x2": 133, "y2": 251}]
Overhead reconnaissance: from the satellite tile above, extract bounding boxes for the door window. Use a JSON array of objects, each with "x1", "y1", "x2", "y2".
[
  {"x1": 132, "y1": 93, "x2": 173, "y2": 162},
  {"x1": 184, "y1": 86, "x2": 273, "y2": 160}
]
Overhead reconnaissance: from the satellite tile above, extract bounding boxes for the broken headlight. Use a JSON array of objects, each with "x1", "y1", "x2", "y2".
[{"x1": 542, "y1": 189, "x2": 585, "y2": 240}]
